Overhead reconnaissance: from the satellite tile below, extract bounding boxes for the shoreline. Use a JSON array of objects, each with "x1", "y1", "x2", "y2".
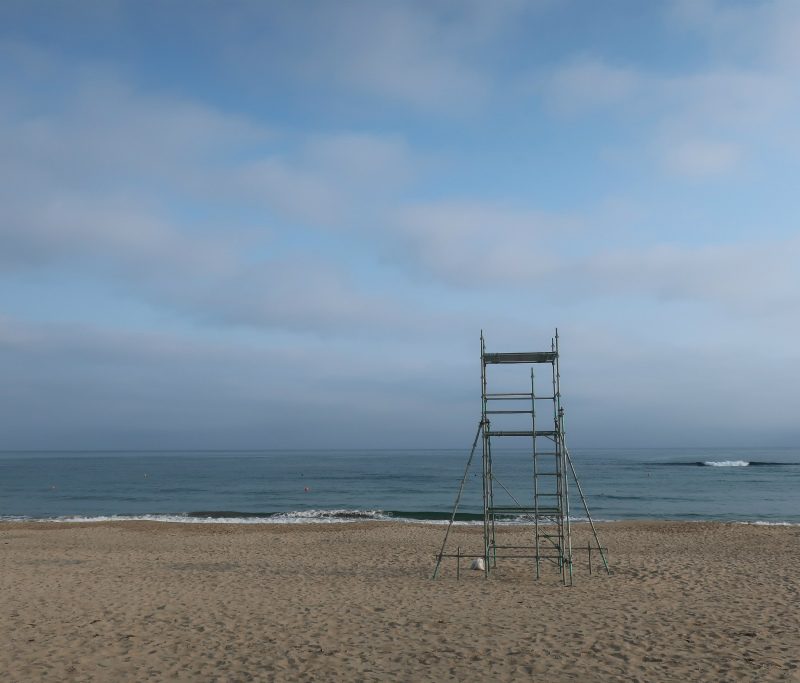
[
  {"x1": 3, "y1": 514, "x2": 800, "y2": 526},
  {"x1": 2, "y1": 520, "x2": 799, "y2": 680}
]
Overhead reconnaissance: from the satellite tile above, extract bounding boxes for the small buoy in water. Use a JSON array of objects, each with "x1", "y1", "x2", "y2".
[
  {"x1": 470, "y1": 558, "x2": 485, "y2": 571},
  {"x1": 304, "y1": 486, "x2": 310, "y2": 492}
]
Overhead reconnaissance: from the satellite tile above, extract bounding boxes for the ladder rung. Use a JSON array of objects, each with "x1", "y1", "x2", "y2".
[
  {"x1": 493, "y1": 544, "x2": 564, "y2": 551},
  {"x1": 487, "y1": 555, "x2": 565, "y2": 560},
  {"x1": 485, "y1": 393, "x2": 532, "y2": 398},
  {"x1": 487, "y1": 430, "x2": 557, "y2": 437},
  {"x1": 488, "y1": 506, "x2": 561, "y2": 514},
  {"x1": 485, "y1": 410, "x2": 533, "y2": 415},
  {"x1": 483, "y1": 352, "x2": 557, "y2": 364}
]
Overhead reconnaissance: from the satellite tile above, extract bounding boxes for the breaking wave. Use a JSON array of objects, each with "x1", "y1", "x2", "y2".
[
  {"x1": 657, "y1": 460, "x2": 799, "y2": 467},
  {"x1": 1, "y1": 509, "x2": 601, "y2": 526},
  {"x1": 701, "y1": 460, "x2": 750, "y2": 467}
]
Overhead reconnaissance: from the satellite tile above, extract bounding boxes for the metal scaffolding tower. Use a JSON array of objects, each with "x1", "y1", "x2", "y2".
[{"x1": 433, "y1": 331, "x2": 609, "y2": 584}]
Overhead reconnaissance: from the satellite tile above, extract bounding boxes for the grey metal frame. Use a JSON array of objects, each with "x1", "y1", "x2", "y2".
[{"x1": 433, "y1": 331, "x2": 609, "y2": 584}]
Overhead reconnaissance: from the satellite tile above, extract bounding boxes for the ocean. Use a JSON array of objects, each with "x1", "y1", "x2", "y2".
[{"x1": 1, "y1": 448, "x2": 798, "y2": 524}]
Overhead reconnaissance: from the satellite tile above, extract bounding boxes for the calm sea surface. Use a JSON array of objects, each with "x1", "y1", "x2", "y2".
[{"x1": 1, "y1": 448, "x2": 798, "y2": 524}]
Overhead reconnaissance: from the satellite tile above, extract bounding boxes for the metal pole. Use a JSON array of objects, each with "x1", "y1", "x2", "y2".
[
  {"x1": 560, "y1": 408, "x2": 573, "y2": 586},
  {"x1": 564, "y1": 445, "x2": 610, "y2": 574},
  {"x1": 432, "y1": 420, "x2": 484, "y2": 579},
  {"x1": 487, "y1": 438, "x2": 497, "y2": 567},
  {"x1": 555, "y1": 331, "x2": 573, "y2": 586},
  {"x1": 550, "y1": 335, "x2": 565, "y2": 583},
  {"x1": 481, "y1": 332, "x2": 490, "y2": 578},
  {"x1": 531, "y1": 367, "x2": 540, "y2": 579}
]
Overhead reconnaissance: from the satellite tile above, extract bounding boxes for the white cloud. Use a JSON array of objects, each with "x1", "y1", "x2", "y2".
[
  {"x1": 539, "y1": 2, "x2": 800, "y2": 178},
  {"x1": 0, "y1": 186, "x2": 444, "y2": 336},
  {"x1": 661, "y1": 139, "x2": 741, "y2": 177},
  {"x1": 177, "y1": 256, "x2": 415, "y2": 335},
  {"x1": 234, "y1": 158, "x2": 348, "y2": 227},
  {"x1": 301, "y1": 133, "x2": 415, "y2": 191},
  {"x1": 541, "y1": 59, "x2": 794, "y2": 178},
  {"x1": 0, "y1": 73, "x2": 270, "y2": 195},
  {"x1": 393, "y1": 201, "x2": 573, "y2": 285},
  {"x1": 385, "y1": 194, "x2": 800, "y2": 318},
  {"x1": 232, "y1": 133, "x2": 417, "y2": 227},
  {"x1": 327, "y1": 7, "x2": 486, "y2": 110},
  {"x1": 543, "y1": 59, "x2": 642, "y2": 114},
  {"x1": 576, "y1": 237, "x2": 800, "y2": 314},
  {"x1": 663, "y1": 68, "x2": 790, "y2": 131},
  {"x1": 221, "y1": 1, "x2": 533, "y2": 112},
  {"x1": 0, "y1": 44, "x2": 440, "y2": 336},
  {"x1": 669, "y1": 0, "x2": 800, "y2": 71},
  {"x1": 0, "y1": 193, "x2": 238, "y2": 275}
]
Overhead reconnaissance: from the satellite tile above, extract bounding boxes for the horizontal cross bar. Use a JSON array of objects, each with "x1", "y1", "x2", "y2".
[
  {"x1": 485, "y1": 409, "x2": 534, "y2": 415},
  {"x1": 483, "y1": 352, "x2": 557, "y2": 364},
  {"x1": 486, "y1": 430, "x2": 557, "y2": 437}
]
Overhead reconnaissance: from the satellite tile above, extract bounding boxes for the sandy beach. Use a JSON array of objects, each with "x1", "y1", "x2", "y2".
[{"x1": 1, "y1": 521, "x2": 798, "y2": 682}]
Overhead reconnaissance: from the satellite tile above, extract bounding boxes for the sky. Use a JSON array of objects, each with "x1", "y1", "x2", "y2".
[{"x1": 1, "y1": 0, "x2": 799, "y2": 450}]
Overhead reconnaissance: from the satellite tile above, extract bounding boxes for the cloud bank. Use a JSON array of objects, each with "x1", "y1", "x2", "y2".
[{"x1": 1, "y1": 0, "x2": 798, "y2": 448}]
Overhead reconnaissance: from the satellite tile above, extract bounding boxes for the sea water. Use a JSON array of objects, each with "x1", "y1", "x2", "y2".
[{"x1": 0, "y1": 448, "x2": 798, "y2": 524}]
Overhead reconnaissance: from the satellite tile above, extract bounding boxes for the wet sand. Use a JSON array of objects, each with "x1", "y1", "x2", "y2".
[{"x1": 1, "y1": 521, "x2": 798, "y2": 681}]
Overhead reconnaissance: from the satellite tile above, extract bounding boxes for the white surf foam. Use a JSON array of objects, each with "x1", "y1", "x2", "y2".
[
  {"x1": 3, "y1": 513, "x2": 798, "y2": 526},
  {"x1": 53, "y1": 514, "x2": 271, "y2": 525},
  {"x1": 21, "y1": 510, "x2": 399, "y2": 525},
  {"x1": 702, "y1": 460, "x2": 750, "y2": 467},
  {"x1": 267, "y1": 509, "x2": 393, "y2": 523}
]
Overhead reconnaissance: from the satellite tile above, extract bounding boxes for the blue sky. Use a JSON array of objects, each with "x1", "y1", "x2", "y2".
[{"x1": 1, "y1": 0, "x2": 799, "y2": 449}]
